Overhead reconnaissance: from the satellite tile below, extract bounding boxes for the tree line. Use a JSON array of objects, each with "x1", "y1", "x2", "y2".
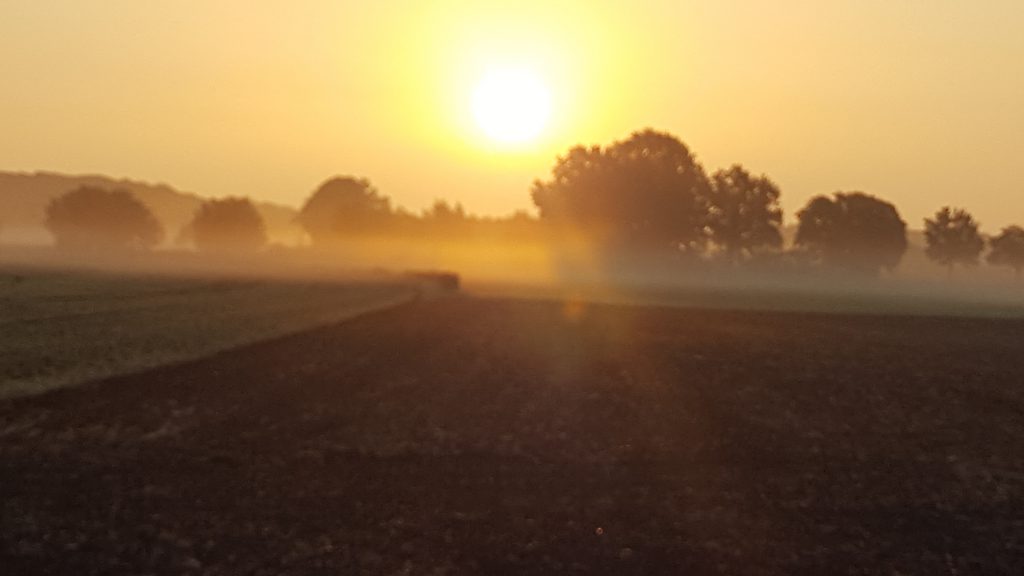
[
  {"x1": 43, "y1": 187, "x2": 269, "y2": 254},
  {"x1": 37, "y1": 128, "x2": 1024, "y2": 276}
]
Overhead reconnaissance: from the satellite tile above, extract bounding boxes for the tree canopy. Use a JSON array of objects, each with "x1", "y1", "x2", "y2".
[
  {"x1": 531, "y1": 129, "x2": 711, "y2": 251},
  {"x1": 923, "y1": 207, "x2": 984, "y2": 273},
  {"x1": 296, "y1": 177, "x2": 392, "y2": 243},
  {"x1": 987, "y1": 225, "x2": 1024, "y2": 277},
  {"x1": 190, "y1": 197, "x2": 267, "y2": 253},
  {"x1": 44, "y1": 186, "x2": 164, "y2": 250},
  {"x1": 707, "y1": 165, "x2": 783, "y2": 260},
  {"x1": 795, "y1": 192, "x2": 907, "y2": 274}
]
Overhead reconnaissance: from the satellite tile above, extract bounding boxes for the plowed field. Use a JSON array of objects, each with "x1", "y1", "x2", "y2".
[{"x1": 3, "y1": 297, "x2": 1023, "y2": 574}]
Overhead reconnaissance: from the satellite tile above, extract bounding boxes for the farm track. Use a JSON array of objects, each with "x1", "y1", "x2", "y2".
[{"x1": 2, "y1": 296, "x2": 1024, "y2": 574}]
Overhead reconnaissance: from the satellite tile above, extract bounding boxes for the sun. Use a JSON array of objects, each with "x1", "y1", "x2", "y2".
[{"x1": 471, "y1": 67, "x2": 551, "y2": 145}]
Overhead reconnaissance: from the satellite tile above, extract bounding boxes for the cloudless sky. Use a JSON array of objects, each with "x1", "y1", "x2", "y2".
[{"x1": 2, "y1": 1, "x2": 1023, "y2": 229}]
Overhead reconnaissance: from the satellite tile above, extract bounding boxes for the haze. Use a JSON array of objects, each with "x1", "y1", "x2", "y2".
[{"x1": 2, "y1": 1, "x2": 1024, "y2": 227}]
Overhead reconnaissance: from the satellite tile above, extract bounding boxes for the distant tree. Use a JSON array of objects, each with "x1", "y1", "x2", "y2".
[
  {"x1": 531, "y1": 129, "x2": 711, "y2": 251},
  {"x1": 296, "y1": 176, "x2": 392, "y2": 243},
  {"x1": 423, "y1": 200, "x2": 467, "y2": 224},
  {"x1": 987, "y1": 225, "x2": 1024, "y2": 277},
  {"x1": 707, "y1": 165, "x2": 783, "y2": 260},
  {"x1": 44, "y1": 186, "x2": 164, "y2": 250},
  {"x1": 189, "y1": 197, "x2": 267, "y2": 253},
  {"x1": 795, "y1": 192, "x2": 907, "y2": 274},
  {"x1": 421, "y1": 200, "x2": 469, "y2": 237},
  {"x1": 923, "y1": 207, "x2": 984, "y2": 275}
]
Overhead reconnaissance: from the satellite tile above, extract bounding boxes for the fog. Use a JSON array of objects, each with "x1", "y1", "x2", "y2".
[
  {"x1": 4, "y1": 231, "x2": 1023, "y2": 320},
  {"x1": 4, "y1": 134, "x2": 1023, "y2": 319}
]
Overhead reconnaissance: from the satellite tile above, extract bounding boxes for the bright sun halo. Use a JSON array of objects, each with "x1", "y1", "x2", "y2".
[{"x1": 472, "y1": 67, "x2": 551, "y2": 145}]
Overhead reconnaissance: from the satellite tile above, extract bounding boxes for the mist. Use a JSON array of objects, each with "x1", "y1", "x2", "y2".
[{"x1": 14, "y1": 126, "x2": 1024, "y2": 319}]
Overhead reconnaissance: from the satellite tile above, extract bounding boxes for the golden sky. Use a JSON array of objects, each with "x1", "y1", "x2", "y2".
[{"x1": 2, "y1": 1, "x2": 1023, "y2": 229}]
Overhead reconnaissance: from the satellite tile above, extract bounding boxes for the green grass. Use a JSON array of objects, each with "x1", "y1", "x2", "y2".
[{"x1": 0, "y1": 268, "x2": 415, "y2": 398}]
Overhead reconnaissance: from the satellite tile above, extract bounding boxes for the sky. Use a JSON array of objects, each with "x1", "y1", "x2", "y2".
[{"x1": 2, "y1": 1, "x2": 1024, "y2": 229}]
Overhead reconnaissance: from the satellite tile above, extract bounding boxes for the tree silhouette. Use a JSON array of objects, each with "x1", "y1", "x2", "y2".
[
  {"x1": 923, "y1": 207, "x2": 984, "y2": 275},
  {"x1": 531, "y1": 129, "x2": 711, "y2": 251},
  {"x1": 987, "y1": 225, "x2": 1024, "y2": 278},
  {"x1": 423, "y1": 200, "x2": 467, "y2": 224},
  {"x1": 420, "y1": 200, "x2": 470, "y2": 238},
  {"x1": 296, "y1": 176, "x2": 392, "y2": 243},
  {"x1": 189, "y1": 197, "x2": 267, "y2": 253},
  {"x1": 795, "y1": 192, "x2": 907, "y2": 274},
  {"x1": 707, "y1": 165, "x2": 783, "y2": 260},
  {"x1": 44, "y1": 186, "x2": 164, "y2": 250}
]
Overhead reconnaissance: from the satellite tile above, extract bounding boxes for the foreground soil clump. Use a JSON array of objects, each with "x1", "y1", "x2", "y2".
[{"x1": 2, "y1": 297, "x2": 1024, "y2": 574}]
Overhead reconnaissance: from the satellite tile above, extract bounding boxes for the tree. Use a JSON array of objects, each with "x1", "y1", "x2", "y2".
[
  {"x1": 707, "y1": 165, "x2": 783, "y2": 260},
  {"x1": 189, "y1": 197, "x2": 267, "y2": 253},
  {"x1": 923, "y1": 207, "x2": 984, "y2": 275},
  {"x1": 987, "y1": 225, "x2": 1024, "y2": 277},
  {"x1": 44, "y1": 186, "x2": 164, "y2": 250},
  {"x1": 531, "y1": 129, "x2": 711, "y2": 251},
  {"x1": 795, "y1": 192, "x2": 907, "y2": 274},
  {"x1": 420, "y1": 200, "x2": 470, "y2": 238},
  {"x1": 296, "y1": 176, "x2": 392, "y2": 243},
  {"x1": 423, "y1": 200, "x2": 467, "y2": 224}
]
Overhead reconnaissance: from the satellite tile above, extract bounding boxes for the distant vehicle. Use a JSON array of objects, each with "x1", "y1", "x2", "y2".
[{"x1": 407, "y1": 270, "x2": 461, "y2": 292}]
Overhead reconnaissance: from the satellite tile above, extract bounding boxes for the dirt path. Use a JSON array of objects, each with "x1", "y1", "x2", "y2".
[{"x1": 2, "y1": 297, "x2": 1024, "y2": 574}]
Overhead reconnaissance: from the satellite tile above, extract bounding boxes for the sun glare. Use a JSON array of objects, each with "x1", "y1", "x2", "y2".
[{"x1": 471, "y1": 67, "x2": 551, "y2": 145}]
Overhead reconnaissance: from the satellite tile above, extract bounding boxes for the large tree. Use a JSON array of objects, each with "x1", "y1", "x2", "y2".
[
  {"x1": 707, "y1": 165, "x2": 783, "y2": 260},
  {"x1": 44, "y1": 186, "x2": 164, "y2": 250},
  {"x1": 987, "y1": 225, "x2": 1024, "y2": 277},
  {"x1": 795, "y1": 192, "x2": 907, "y2": 274},
  {"x1": 189, "y1": 197, "x2": 267, "y2": 253},
  {"x1": 531, "y1": 129, "x2": 711, "y2": 251},
  {"x1": 296, "y1": 176, "x2": 392, "y2": 244},
  {"x1": 923, "y1": 207, "x2": 984, "y2": 275}
]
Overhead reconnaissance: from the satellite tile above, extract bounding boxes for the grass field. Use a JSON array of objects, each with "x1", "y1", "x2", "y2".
[
  {"x1": 2, "y1": 296, "x2": 1023, "y2": 574},
  {"x1": 0, "y1": 268, "x2": 415, "y2": 398}
]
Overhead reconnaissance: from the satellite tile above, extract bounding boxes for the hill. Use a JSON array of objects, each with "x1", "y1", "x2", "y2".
[{"x1": 0, "y1": 171, "x2": 304, "y2": 245}]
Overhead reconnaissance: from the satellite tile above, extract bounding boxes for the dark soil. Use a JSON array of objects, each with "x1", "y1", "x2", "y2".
[{"x1": 3, "y1": 296, "x2": 1024, "y2": 575}]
